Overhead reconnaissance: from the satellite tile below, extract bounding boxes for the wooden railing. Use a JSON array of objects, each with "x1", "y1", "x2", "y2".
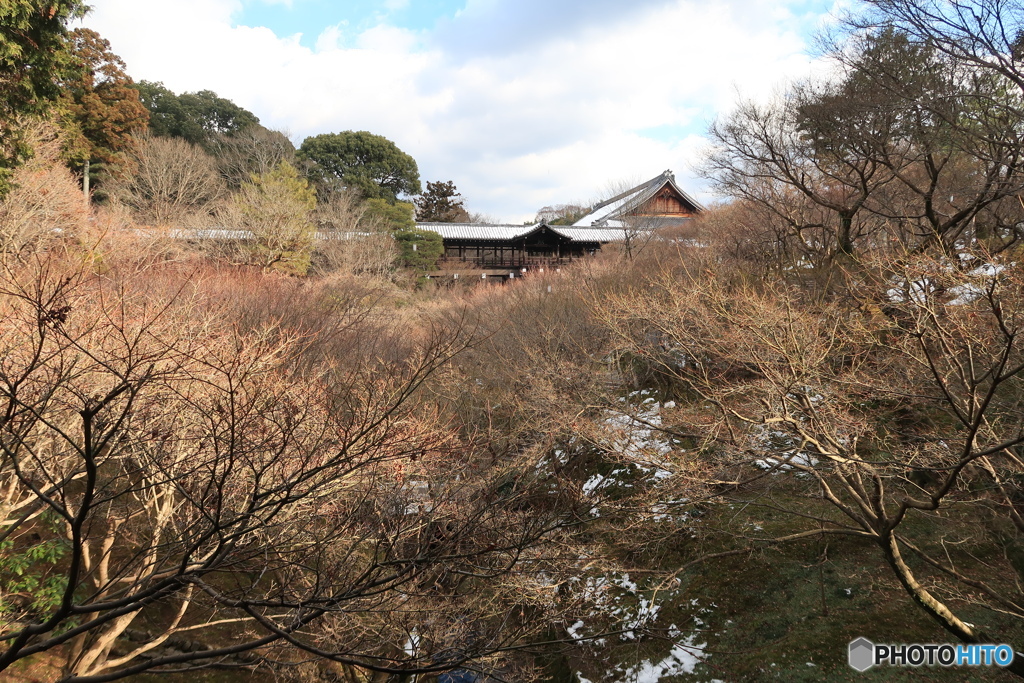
[{"x1": 439, "y1": 255, "x2": 576, "y2": 269}]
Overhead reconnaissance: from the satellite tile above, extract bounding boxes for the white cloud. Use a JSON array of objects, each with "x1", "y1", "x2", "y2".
[
  {"x1": 81, "y1": 0, "x2": 833, "y2": 222},
  {"x1": 314, "y1": 23, "x2": 346, "y2": 52}
]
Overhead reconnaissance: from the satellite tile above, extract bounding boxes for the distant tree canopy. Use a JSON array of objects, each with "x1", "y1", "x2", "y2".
[
  {"x1": 133, "y1": 81, "x2": 260, "y2": 146},
  {"x1": 60, "y1": 28, "x2": 150, "y2": 188},
  {"x1": 132, "y1": 82, "x2": 296, "y2": 189},
  {"x1": 415, "y1": 180, "x2": 470, "y2": 222},
  {"x1": 536, "y1": 203, "x2": 588, "y2": 225},
  {"x1": 0, "y1": 0, "x2": 88, "y2": 196},
  {"x1": 299, "y1": 131, "x2": 421, "y2": 202}
]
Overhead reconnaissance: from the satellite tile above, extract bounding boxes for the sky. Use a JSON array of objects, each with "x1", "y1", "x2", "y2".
[{"x1": 80, "y1": 0, "x2": 844, "y2": 223}]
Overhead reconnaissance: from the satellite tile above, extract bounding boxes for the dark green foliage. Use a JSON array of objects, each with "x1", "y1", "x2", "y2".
[
  {"x1": 134, "y1": 80, "x2": 205, "y2": 144},
  {"x1": 0, "y1": 532, "x2": 70, "y2": 619},
  {"x1": 394, "y1": 227, "x2": 443, "y2": 271},
  {"x1": 299, "y1": 130, "x2": 421, "y2": 201},
  {"x1": 179, "y1": 89, "x2": 259, "y2": 137},
  {"x1": 0, "y1": 0, "x2": 87, "y2": 195},
  {"x1": 415, "y1": 180, "x2": 469, "y2": 222},
  {"x1": 133, "y1": 81, "x2": 260, "y2": 147},
  {"x1": 365, "y1": 197, "x2": 415, "y2": 231}
]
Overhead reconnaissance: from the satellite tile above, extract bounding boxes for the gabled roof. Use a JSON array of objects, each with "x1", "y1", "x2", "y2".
[{"x1": 572, "y1": 170, "x2": 704, "y2": 228}]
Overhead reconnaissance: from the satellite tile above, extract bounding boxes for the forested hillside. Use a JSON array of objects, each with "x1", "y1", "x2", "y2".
[{"x1": 3, "y1": 0, "x2": 1024, "y2": 682}]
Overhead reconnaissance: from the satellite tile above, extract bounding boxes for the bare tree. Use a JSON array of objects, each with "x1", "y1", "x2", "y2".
[
  {"x1": 596, "y1": 251, "x2": 1024, "y2": 676},
  {"x1": 0, "y1": 257, "x2": 581, "y2": 682},
  {"x1": 704, "y1": 25, "x2": 1024, "y2": 262},
  {"x1": 855, "y1": 0, "x2": 1024, "y2": 92},
  {"x1": 311, "y1": 191, "x2": 398, "y2": 278},
  {"x1": 111, "y1": 134, "x2": 224, "y2": 227},
  {"x1": 208, "y1": 126, "x2": 296, "y2": 189}
]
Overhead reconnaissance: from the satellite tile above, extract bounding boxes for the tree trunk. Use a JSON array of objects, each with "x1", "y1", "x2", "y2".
[
  {"x1": 837, "y1": 211, "x2": 854, "y2": 256},
  {"x1": 881, "y1": 533, "x2": 1024, "y2": 678}
]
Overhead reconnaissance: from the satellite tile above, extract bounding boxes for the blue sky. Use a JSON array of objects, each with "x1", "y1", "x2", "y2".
[
  {"x1": 83, "y1": 0, "x2": 842, "y2": 221},
  {"x1": 236, "y1": 0, "x2": 467, "y2": 48}
]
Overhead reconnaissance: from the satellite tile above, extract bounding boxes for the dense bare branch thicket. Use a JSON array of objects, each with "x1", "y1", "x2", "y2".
[
  {"x1": 592, "y1": 243, "x2": 1024, "y2": 674},
  {"x1": 856, "y1": 0, "x2": 1024, "y2": 90},
  {"x1": 704, "y1": 25, "x2": 1024, "y2": 268},
  {"x1": 311, "y1": 191, "x2": 398, "y2": 279},
  {"x1": 110, "y1": 134, "x2": 224, "y2": 226},
  {"x1": 0, "y1": 257, "x2": 584, "y2": 682},
  {"x1": 207, "y1": 126, "x2": 296, "y2": 190},
  {"x1": 0, "y1": 119, "x2": 87, "y2": 256}
]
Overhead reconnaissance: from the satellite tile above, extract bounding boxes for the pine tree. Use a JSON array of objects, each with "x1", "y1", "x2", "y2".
[
  {"x1": 415, "y1": 180, "x2": 470, "y2": 222},
  {"x1": 235, "y1": 161, "x2": 317, "y2": 274}
]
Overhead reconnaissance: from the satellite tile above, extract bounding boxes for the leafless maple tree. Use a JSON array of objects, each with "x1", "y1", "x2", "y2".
[
  {"x1": 0, "y1": 257, "x2": 581, "y2": 682},
  {"x1": 595, "y1": 250, "x2": 1024, "y2": 676}
]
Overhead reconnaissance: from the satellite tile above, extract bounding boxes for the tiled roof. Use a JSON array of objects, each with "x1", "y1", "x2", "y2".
[
  {"x1": 572, "y1": 170, "x2": 704, "y2": 227},
  {"x1": 417, "y1": 222, "x2": 667, "y2": 244},
  {"x1": 417, "y1": 223, "x2": 539, "y2": 241},
  {"x1": 160, "y1": 224, "x2": 648, "y2": 246},
  {"x1": 547, "y1": 226, "x2": 630, "y2": 242},
  {"x1": 161, "y1": 228, "x2": 373, "y2": 240}
]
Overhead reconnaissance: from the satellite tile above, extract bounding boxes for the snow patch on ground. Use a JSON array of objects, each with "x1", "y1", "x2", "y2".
[
  {"x1": 888, "y1": 259, "x2": 1006, "y2": 306},
  {"x1": 751, "y1": 427, "x2": 819, "y2": 474},
  {"x1": 568, "y1": 573, "x2": 713, "y2": 681},
  {"x1": 611, "y1": 635, "x2": 707, "y2": 682},
  {"x1": 602, "y1": 390, "x2": 675, "y2": 465}
]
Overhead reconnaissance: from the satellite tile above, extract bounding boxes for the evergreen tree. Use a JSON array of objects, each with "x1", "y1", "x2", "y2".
[
  {"x1": 298, "y1": 131, "x2": 421, "y2": 201},
  {"x1": 365, "y1": 198, "x2": 415, "y2": 231},
  {"x1": 0, "y1": 0, "x2": 87, "y2": 196},
  {"x1": 394, "y1": 228, "x2": 444, "y2": 272},
  {"x1": 60, "y1": 28, "x2": 150, "y2": 195},
  {"x1": 235, "y1": 161, "x2": 317, "y2": 274},
  {"x1": 415, "y1": 180, "x2": 470, "y2": 222},
  {"x1": 133, "y1": 81, "x2": 260, "y2": 147}
]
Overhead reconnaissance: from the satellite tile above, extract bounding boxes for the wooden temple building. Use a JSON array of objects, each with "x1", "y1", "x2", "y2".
[{"x1": 419, "y1": 170, "x2": 703, "y2": 272}]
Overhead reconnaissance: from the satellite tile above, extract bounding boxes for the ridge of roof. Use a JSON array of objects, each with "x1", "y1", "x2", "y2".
[
  {"x1": 571, "y1": 170, "x2": 702, "y2": 228},
  {"x1": 588, "y1": 170, "x2": 673, "y2": 213}
]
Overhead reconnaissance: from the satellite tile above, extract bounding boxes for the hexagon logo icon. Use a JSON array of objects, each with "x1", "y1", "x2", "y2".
[{"x1": 849, "y1": 637, "x2": 875, "y2": 672}]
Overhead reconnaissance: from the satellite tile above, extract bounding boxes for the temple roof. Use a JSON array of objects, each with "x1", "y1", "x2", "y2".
[
  {"x1": 418, "y1": 223, "x2": 539, "y2": 241},
  {"x1": 571, "y1": 170, "x2": 703, "y2": 228},
  {"x1": 418, "y1": 222, "x2": 632, "y2": 243}
]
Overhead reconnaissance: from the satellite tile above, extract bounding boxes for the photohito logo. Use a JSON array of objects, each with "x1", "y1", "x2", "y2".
[{"x1": 849, "y1": 638, "x2": 1016, "y2": 671}]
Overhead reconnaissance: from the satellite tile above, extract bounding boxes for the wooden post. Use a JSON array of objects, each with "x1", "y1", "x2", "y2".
[{"x1": 83, "y1": 159, "x2": 90, "y2": 201}]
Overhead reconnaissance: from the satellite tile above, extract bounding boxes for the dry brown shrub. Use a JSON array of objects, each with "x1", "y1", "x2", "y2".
[
  {"x1": 0, "y1": 254, "x2": 579, "y2": 681},
  {"x1": 0, "y1": 118, "x2": 87, "y2": 256},
  {"x1": 64, "y1": 200, "x2": 208, "y2": 277},
  {"x1": 311, "y1": 191, "x2": 398, "y2": 278},
  {"x1": 110, "y1": 134, "x2": 224, "y2": 226}
]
